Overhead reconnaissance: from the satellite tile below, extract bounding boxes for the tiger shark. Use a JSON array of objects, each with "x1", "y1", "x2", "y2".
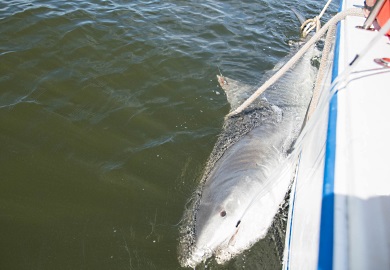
[{"x1": 178, "y1": 39, "x2": 319, "y2": 267}]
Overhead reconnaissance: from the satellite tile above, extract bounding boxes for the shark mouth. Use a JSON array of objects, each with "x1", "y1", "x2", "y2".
[
  {"x1": 179, "y1": 224, "x2": 242, "y2": 268},
  {"x1": 214, "y1": 226, "x2": 242, "y2": 264}
]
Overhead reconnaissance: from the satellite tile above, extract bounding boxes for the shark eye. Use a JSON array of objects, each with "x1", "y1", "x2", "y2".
[{"x1": 220, "y1": 210, "x2": 226, "y2": 217}]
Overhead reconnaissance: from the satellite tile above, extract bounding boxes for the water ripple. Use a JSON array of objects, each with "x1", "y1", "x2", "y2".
[{"x1": 0, "y1": 0, "x2": 339, "y2": 268}]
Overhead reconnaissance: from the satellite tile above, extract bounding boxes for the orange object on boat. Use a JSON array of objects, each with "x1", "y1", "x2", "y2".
[{"x1": 377, "y1": 0, "x2": 390, "y2": 35}]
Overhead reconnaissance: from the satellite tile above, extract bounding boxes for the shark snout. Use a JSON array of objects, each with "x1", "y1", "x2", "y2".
[{"x1": 185, "y1": 247, "x2": 213, "y2": 268}]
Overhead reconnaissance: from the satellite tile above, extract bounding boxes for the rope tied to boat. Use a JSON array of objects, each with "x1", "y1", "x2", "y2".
[{"x1": 227, "y1": 7, "x2": 364, "y2": 118}]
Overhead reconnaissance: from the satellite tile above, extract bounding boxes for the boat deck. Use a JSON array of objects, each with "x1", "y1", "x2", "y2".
[
  {"x1": 330, "y1": 2, "x2": 390, "y2": 269},
  {"x1": 284, "y1": 0, "x2": 390, "y2": 269}
]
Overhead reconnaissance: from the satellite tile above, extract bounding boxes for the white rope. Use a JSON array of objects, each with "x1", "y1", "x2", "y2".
[
  {"x1": 319, "y1": 0, "x2": 334, "y2": 19},
  {"x1": 227, "y1": 8, "x2": 364, "y2": 118},
  {"x1": 306, "y1": 8, "x2": 365, "y2": 119},
  {"x1": 294, "y1": 18, "x2": 390, "y2": 151}
]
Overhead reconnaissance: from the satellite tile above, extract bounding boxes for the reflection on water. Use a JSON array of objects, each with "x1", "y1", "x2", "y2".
[{"x1": 0, "y1": 0, "x2": 337, "y2": 269}]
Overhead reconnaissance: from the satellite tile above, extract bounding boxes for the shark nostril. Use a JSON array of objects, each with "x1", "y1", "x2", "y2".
[
  {"x1": 235, "y1": 220, "x2": 241, "y2": 228},
  {"x1": 220, "y1": 210, "x2": 226, "y2": 217}
]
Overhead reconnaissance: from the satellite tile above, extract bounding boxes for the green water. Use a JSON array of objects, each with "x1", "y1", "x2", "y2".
[{"x1": 0, "y1": 1, "x2": 338, "y2": 269}]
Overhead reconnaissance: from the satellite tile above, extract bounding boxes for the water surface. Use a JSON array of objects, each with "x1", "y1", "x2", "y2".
[{"x1": 0, "y1": 0, "x2": 338, "y2": 269}]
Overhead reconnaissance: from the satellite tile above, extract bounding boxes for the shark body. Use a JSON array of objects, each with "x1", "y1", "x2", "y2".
[{"x1": 179, "y1": 41, "x2": 319, "y2": 267}]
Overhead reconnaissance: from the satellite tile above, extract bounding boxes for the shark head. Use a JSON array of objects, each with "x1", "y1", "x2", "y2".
[
  {"x1": 180, "y1": 164, "x2": 273, "y2": 268},
  {"x1": 180, "y1": 163, "x2": 289, "y2": 268},
  {"x1": 183, "y1": 182, "x2": 248, "y2": 267},
  {"x1": 195, "y1": 184, "x2": 244, "y2": 247}
]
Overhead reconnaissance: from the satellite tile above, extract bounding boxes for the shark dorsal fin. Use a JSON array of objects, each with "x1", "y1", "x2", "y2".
[{"x1": 291, "y1": 8, "x2": 306, "y2": 26}]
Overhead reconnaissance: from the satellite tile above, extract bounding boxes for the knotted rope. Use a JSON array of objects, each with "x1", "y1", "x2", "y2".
[{"x1": 301, "y1": 0, "x2": 334, "y2": 38}]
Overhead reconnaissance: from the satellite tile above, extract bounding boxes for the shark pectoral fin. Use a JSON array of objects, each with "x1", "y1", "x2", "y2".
[{"x1": 216, "y1": 75, "x2": 255, "y2": 112}]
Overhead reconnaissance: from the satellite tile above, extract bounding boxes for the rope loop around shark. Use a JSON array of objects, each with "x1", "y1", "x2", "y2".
[
  {"x1": 178, "y1": 8, "x2": 364, "y2": 268},
  {"x1": 300, "y1": 0, "x2": 334, "y2": 38}
]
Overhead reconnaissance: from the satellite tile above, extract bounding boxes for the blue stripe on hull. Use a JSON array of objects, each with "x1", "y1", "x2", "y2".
[{"x1": 318, "y1": 18, "x2": 342, "y2": 270}]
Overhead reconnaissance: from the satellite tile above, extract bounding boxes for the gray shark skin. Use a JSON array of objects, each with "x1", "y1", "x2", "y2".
[{"x1": 178, "y1": 44, "x2": 319, "y2": 268}]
